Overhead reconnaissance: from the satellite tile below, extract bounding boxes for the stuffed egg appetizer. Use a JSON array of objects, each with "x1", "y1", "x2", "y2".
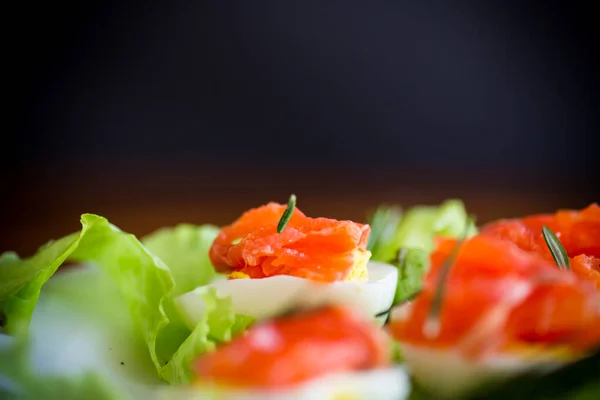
[
  {"x1": 161, "y1": 304, "x2": 410, "y2": 400},
  {"x1": 388, "y1": 204, "x2": 600, "y2": 399},
  {"x1": 176, "y1": 196, "x2": 398, "y2": 327}
]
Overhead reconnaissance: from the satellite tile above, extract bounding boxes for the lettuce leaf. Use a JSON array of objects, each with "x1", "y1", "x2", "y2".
[
  {"x1": 0, "y1": 233, "x2": 81, "y2": 336},
  {"x1": 67, "y1": 214, "x2": 183, "y2": 373},
  {"x1": 392, "y1": 248, "x2": 429, "y2": 304},
  {"x1": 367, "y1": 206, "x2": 403, "y2": 255},
  {"x1": 141, "y1": 224, "x2": 222, "y2": 297},
  {"x1": 369, "y1": 199, "x2": 476, "y2": 263},
  {"x1": 0, "y1": 330, "x2": 137, "y2": 400},
  {"x1": 161, "y1": 288, "x2": 254, "y2": 384},
  {"x1": 1, "y1": 263, "x2": 161, "y2": 399},
  {"x1": 27, "y1": 267, "x2": 160, "y2": 387},
  {"x1": 141, "y1": 224, "x2": 256, "y2": 383},
  {"x1": 368, "y1": 200, "x2": 476, "y2": 308},
  {"x1": 0, "y1": 214, "x2": 252, "y2": 388}
]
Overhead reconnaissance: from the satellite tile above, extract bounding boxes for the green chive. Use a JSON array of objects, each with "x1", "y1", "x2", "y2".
[
  {"x1": 277, "y1": 194, "x2": 297, "y2": 233},
  {"x1": 423, "y1": 215, "x2": 476, "y2": 339},
  {"x1": 542, "y1": 226, "x2": 571, "y2": 271}
]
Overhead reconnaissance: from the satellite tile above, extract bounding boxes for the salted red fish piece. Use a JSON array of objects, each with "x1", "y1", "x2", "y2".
[
  {"x1": 480, "y1": 203, "x2": 600, "y2": 287},
  {"x1": 572, "y1": 255, "x2": 600, "y2": 290},
  {"x1": 389, "y1": 235, "x2": 600, "y2": 360},
  {"x1": 193, "y1": 305, "x2": 391, "y2": 388},
  {"x1": 209, "y1": 202, "x2": 371, "y2": 282}
]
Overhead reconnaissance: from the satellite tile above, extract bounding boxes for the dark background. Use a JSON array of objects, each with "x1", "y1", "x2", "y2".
[{"x1": 4, "y1": 1, "x2": 598, "y2": 254}]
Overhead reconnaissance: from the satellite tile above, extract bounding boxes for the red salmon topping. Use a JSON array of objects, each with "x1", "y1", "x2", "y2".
[
  {"x1": 572, "y1": 255, "x2": 600, "y2": 290},
  {"x1": 389, "y1": 235, "x2": 600, "y2": 359},
  {"x1": 209, "y1": 202, "x2": 371, "y2": 282},
  {"x1": 480, "y1": 203, "x2": 600, "y2": 287},
  {"x1": 193, "y1": 305, "x2": 391, "y2": 388}
]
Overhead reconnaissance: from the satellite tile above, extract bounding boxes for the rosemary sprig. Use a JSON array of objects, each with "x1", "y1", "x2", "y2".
[
  {"x1": 423, "y1": 215, "x2": 475, "y2": 339},
  {"x1": 542, "y1": 226, "x2": 571, "y2": 271},
  {"x1": 277, "y1": 194, "x2": 297, "y2": 233}
]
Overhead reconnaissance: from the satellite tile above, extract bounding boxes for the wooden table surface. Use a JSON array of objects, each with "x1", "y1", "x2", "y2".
[{"x1": 2, "y1": 162, "x2": 593, "y2": 256}]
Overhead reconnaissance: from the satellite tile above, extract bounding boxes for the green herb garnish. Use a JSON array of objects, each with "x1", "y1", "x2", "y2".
[
  {"x1": 423, "y1": 215, "x2": 475, "y2": 339},
  {"x1": 542, "y1": 225, "x2": 571, "y2": 271},
  {"x1": 277, "y1": 194, "x2": 297, "y2": 233}
]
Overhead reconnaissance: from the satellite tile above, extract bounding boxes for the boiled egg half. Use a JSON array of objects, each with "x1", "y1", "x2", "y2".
[{"x1": 175, "y1": 261, "x2": 398, "y2": 328}]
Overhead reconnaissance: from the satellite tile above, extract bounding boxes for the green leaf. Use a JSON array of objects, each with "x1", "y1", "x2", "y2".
[
  {"x1": 0, "y1": 214, "x2": 250, "y2": 388},
  {"x1": 160, "y1": 288, "x2": 254, "y2": 385},
  {"x1": 67, "y1": 214, "x2": 183, "y2": 373},
  {"x1": 69, "y1": 215, "x2": 251, "y2": 383},
  {"x1": 368, "y1": 200, "x2": 475, "y2": 309},
  {"x1": 141, "y1": 224, "x2": 221, "y2": 297},
  {"x1": 367, "y1": 206, "x2": 403, "y2": 254},
  {"x1": 0, "y1": 331, "x2": 138, "y2": 400},
  {"x1": 14, "y1": 373, "x2": 131, "y2": 400},
  {"x1": 26, "y1": 267, "x2": 160, "y2": 389},
  {"x1": 0, "y1": 233, "x2": 80, "y2": 336},
  {"x1": 392, "y1": 248, "x2": 429, "y2": 305},
  {"x1": 369, "y1": 199, "x2": 476, "y2": 264}
]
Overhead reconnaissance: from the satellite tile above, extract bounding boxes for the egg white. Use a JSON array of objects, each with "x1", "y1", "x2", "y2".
[
  {"x1": 398, "y1": 344, "x2": 564, "y2": 399},
  {"x1": 175, "y1": 261, "x2": 398, "y2": 327},
  {"x1": 159, "y1": 366, "x2": 410, "y2": 400}
]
